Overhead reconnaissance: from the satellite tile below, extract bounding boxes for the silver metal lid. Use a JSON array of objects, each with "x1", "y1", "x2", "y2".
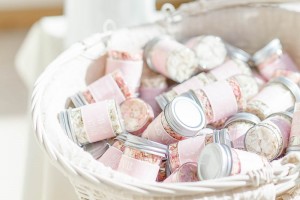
[
  {"x1": 224, "y1": 112, "x2": 261, "y2": 128},
  {"x1": 225, "y1": 43, "x2": 251, "y2": 63},
  {"x1": 252, "y1": 38, "x2": 283, "y2": 65},
  {"x1": 143, "y1": 36, "x2": 172, "y2": 72},
  {"x1": 287, "y1": 106, "x2": 295, "y2": 113},
  {"x1": 271, "y1": 76, "x2": 300, "y2": 102},
  {"x1": 267, "y1": 111, "x2": 293, "y2": 120},
  {"x1": 197, "y1": 143, "x2": 232, "y2": 180},
  {"x1": 83, "y1": 140, "x2": 109, "y2": 159},
  {"x1": 164, "y1": 96, "x2": 206, "y2": 137},
  {"x1": 115, "y1": 133, "x2": 128, "y2": 143},
  {"x1": 180, "y1": 90, "x2": 202, "y2": 108},
  {"x1": 155, "y1": 94, "x2": 169, "y2": 110},
  {"x1": 214, "y1": 129, "x2": 233, "y2": 148},
  {"x1": 69, "y1": 93, "x2": 88, "y2": 108}
]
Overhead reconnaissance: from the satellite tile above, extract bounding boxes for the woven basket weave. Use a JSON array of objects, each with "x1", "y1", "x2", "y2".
[{"x1": 32, "y1": 0, "x2": 300, "y2": 199}]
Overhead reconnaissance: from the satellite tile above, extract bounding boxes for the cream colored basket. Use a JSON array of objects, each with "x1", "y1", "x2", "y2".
[{"x1": 32, "y1": 0, "x2": 300, "y2": 199}]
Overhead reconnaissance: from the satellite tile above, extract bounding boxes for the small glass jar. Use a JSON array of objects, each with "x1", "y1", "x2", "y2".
[
  {"x1": 246, "y1": 76, "x2": 300, "y2": 120},
  {"x1": 58, "y1": 99, "x2": 124, "y2": 146},
  {"x1": 245, "y1": 111, "x2": 293, "y2": 161},
  {"x1": 253, "y1": 38, "x2": 298, "y2": 80},
  {"x1": 185, "y1": 35, "x2": 227, "y2": 70},
  {"x1": 98, "y1": 134, "x2": 127, "y2": 170},
  {"x1": 272, "y1": 69, "x2": 300, "y2": 84},
  {"x1": 117, "y1": 135, "x2": 168, "y2": 182},
  {"x1": 70, "y1": 70, "x2": 132, "y2": 107},
  {"x1": 168, "y1": 129, "x2": 231, "y2": 173},
  {"x1": 105, "y1": 50, "x2": 143, "y2": 95},
  {"x1": 193, "y1": 74, "x2": 258, "y2": 124},
  {"x1": 144, "y1": 36, "x2": 198, "y2": 83},
  {"x1": 163, "y1": 162, "x2": 199, "y2": 183},
  {"x1": 120, "y1": 98, "x2": 154, "y2": 136},
  {"x1": 224, "y1": 113, "x2": 261, "y2": 150},
  {"x1": 197, "y1": 143, "x2": 270, "y2": 180},
  {"x1": 155, "y1": 57, "x2": 251, "y2": 109},
  {"x1": 288, "y1": 103, "x2": 300, "y2": 152},
  {"x1": 251, "y1": 68, "x2": 267, "y2": 89},
  {"x1": 142, "y1": 96, "x2": 206, "y2": 145},
  {"x1": 83, "y1": 140, "x2": 109, "y2": 159},
  {"x1": 225, "y1": 43, "x2": 252, "y2": 64},
  {"x1": 139, "y1": 74, "x2": 168, "y2": 117}
]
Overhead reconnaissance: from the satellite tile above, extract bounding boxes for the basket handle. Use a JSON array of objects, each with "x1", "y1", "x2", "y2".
[{"x1": 178, "y1": 0, "x2": 300, "y2": 15}]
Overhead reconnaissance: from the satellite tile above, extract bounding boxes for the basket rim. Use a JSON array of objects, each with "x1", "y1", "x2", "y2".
[{"x1": 31, "y1": 2, "x2": 300, "y2": 197}]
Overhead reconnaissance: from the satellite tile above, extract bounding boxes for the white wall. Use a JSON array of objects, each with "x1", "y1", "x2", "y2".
[{"x1": 0, "y1": 0, "x2": 63, "y2": 10}]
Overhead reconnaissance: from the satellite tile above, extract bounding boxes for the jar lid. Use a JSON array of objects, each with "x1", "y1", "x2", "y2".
[
  {"x1": 267, "y1": 111, "x2": 293, "y2": 120},
  {"x1": 115, "y1": 133, "x2": 128, "y2": 142},
  {"x1": 125, "y1": 134, "x2": 168, "y2": 157},
  {"x1": 214, "y1": 129, "x2": 233, "y2": 148},
  {"x1": 69, "y1": 93, "x2": 88, "y2": 108},
  {"x1": 180, "y1": 90, "x2": 203, "y2": 108},
  {"x1": 197, "y1": 143, "x2": 232, "y2": 180},
  {"x1": 225, "y1": 43, "x2": 251, "y2": 63},
  {"x1": 224, "y1": 112, "x2": 261, "y2": 128},
  {"x1": 143, "y1": 36, "x2": 172, "y2": 72},
  {"x1": 83, "y1": 140, "x2": 109, "y2": 159},
  {"x1": 164, "y1": 96, "x2": 206, "y2": 137},
  {"x1": 286, "y1": 106, "x2": 294, "y2": 113},
  {"x1": 155, "y1": 94, "x2": 169, "y2": 110},
  {"x1": 271, "y1": 76, "x2": 300, "y2": 102},
  {"x1": 252, "y1": 38, "x2": 283, "y2": 65}
]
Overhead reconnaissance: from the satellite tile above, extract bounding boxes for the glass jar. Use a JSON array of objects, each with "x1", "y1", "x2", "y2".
[
  {"x1": 144, "y1": 36, "x2": 198, "y2": 83},
  {"x1": 224, "y1": 113, "x2": 261, "y2": 150},
  {"x1": 197, "y1": 143, "x2": 270, "y2": 180},
  {"x1": 120, "y1": 98, "x2": 154, "y2": 136},
  {"x1": 225, "y1": 43, "x2": 252, "y2": 64},
  {"x1": 83, "y1": 140, "x2": 109, "y2": 159},
  {"x1": 288, "y1": 103, "x2": 300, "y2": 152},
  {"x1": 272, "y1": 69, "x2": 300, "y2": 84},
  {"x1": 185, "y1": 35, "x2": 227, "y2": 70},
  {"x1": 252, "y1": 38, "x2": 298, "y2": 80},
  {"x1": 246, "y1": 76, "x2": 300, "y2": 120},
  {"x1": 163, "y1": 162, "x2": 199, "y2": 183},
  {"x1": 117, "y1": 135, "x2": 168, "y2": 182},
  {"x1": 98, "y1": 134, "x2": 127, "y2": 170},
  {"x1": 192, "y1": 74, "x2": 258, "y2": 124},
  {"x1": 70, "y1": 70, "x2": 132, "y2": 107},
  {"x1": 139, "y1": 74, "x2": 168, "y2": 117},
  {"x1": 141, "y1": 96, "x2": 205, "y2": 145},
  {"x1": 155, "y1": 57, "x2": 252, "y2": 109},
  {"x1": 105, "y1": 50, "x2": 143, "y2": 95},
  {"x1": 245, "y1": 111, "x2": 293, "y2": 161},
  {"x1": 168, "y1": 129, "x2": 231, "y2": 173},
  {"x1": 58, "y1": 99, "x2": 124, "y2": 146}
]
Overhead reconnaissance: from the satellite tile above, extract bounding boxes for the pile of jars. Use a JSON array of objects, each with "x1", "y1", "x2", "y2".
[{"x1": 58, "y1": 36, "x2": 300, "y2": 183}]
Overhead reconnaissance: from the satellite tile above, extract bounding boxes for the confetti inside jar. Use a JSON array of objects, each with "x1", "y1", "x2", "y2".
[
  {"x1": 288, "y1": 103, "x2": 300, "y2": 152},
  {"x1": 197, "y1": 143, "x2": 270, "y2": 180},
  {"x1": 120, "y1": 98, "x2": 154, "y2": 136},
  {"x1": 98, "y1": 134, "x2": 127, "y2": 170},
  {"x1": 139, "y1": 74, "x2": 168, "y2": 117},
  {"x1": 144, "y1": 36, "x2": 198, "y2": 83},
  {"x1": 142, "y1": 96, "x2": 206, "y2": 145},
  {"x1": 164, "y1": 162, "x2": 199, "y2": 183},
  {"x1": 83, "y1": 140, "x2": 110, "y2": 159},
  {"x1": 156, "y1": 57, "x2": 252, "y2": 109},
  {"x1": 70, "y1": 70, "x2": 132, "y2": 107},
  {"x1": 246, "y1": 76, "x2": 300, "y2": 120},
  {"x1": 245, "y1": 111, "x2": 293, "y2": 161},
  {"x1": 253, "y1": 38, "x2": 298, "y2": 80},
  {"x1": 58, "y1": 99, "x2": 125, "y2": 146},
  {"x1": 185, "y1": 35, "x2": 227, "y2": 70},
  {"x1": 192, "y1": 74, "x2": 258, "y2": 124},
  {"x1": 224, "y1": 113, "x2": 261, "y2": 150},
  {"x1": 117, "y1": 135, "x2": 168, "y2": 182},
  {"x1": 168, "y1": 129, "x2": 231, "y2": 172},
  {"x1": 105, "y1": 50, "x2": 143, "y2": 94}
]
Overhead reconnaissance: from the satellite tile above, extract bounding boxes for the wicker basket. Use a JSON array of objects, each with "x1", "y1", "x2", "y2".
[{"x1": 32, "y1": 0, "x2": 300, "y2": 199}]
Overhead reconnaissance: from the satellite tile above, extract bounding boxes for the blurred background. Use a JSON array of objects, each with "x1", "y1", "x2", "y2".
[{"x1": 0, "y1": 0, "x2": 192, "y2": 199}]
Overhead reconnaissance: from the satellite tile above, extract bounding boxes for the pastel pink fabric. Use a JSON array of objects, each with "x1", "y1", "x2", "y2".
[
  {"x1": 172, "y1": 76, "x2": 204, "y2": 95},
  {"x1": 98, "y1": 146, "x2": 123, "y2": 170},
  {"x1": 202, "y1": 81, "x2": 238, "y2": 122},
  {"x1": 88, "y1": 74, "x2": 125, "y2": 104},
  {"x1": 290, "y1": 103, "x2": 300, "y2": 144},
  {"x1": 81, "y1": 101, "x2": 115, "y2": 143},
  {"x1": 117, "y1": 155, "x2": 159, "y2": 182},
  {"x1": 210, "y1": 60, "x2": 242, "y2": 81}
]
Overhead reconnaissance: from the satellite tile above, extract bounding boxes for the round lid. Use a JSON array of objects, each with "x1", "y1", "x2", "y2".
[
  {"x1": 115, "y1": 133, "x2": 128, "y2": 142},
  {"x1": 197, "y1": 143, "x2": 232, "y2": 180},
  {"x1": 271, "y1": 76, "x2": 300, "y2": 102},
  {"x1": 218, "y1": 129, "x2": 233, "y2": 147},
  {"x1": 164, "y1": 96, "x2": 206, "y2": 137},
  {"x1": 225, "y1": 43, "x2": 251, "y2": 63},
  {"x1": 252, "y1": 38, "x2": 282, "y2": 65},
  {"x1": 267, "y1": 111, "x2": 293, "y2": 120},
  {"x1": 180, "y1": 90, "x2": 203, "y2": 108},
  {"x1": 224, "y1": 112, "x2": 261, "y2": 128},
  {"x1": 155, "y1": 94, "x2": 169, "y2": 110},
  {"x1": 244, "y1": 124, "x2": 282, "y2": 161},
  {"x1": 286, "y1": 106, "x2": 295, "y2": 113},
  {"x1": 143, "y1": 36, "x2": 172, "y2": 72}
]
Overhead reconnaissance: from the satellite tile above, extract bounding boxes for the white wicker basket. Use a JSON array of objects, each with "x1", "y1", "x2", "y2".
[{"x1": 32, "y1": 0, "x2": 300, "y2": 199}]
